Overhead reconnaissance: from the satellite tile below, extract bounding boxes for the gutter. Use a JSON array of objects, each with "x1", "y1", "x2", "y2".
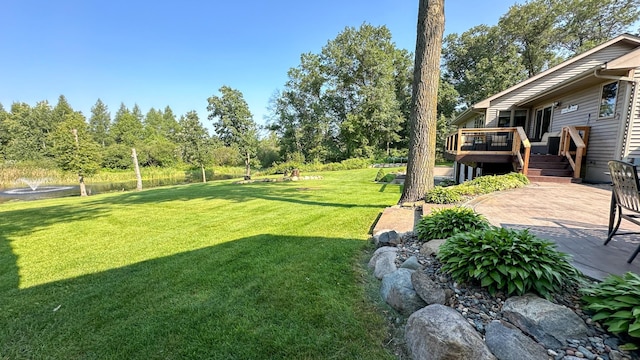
[{"x1": 593, "y1": 67, "x2": 634, "y2": 82}]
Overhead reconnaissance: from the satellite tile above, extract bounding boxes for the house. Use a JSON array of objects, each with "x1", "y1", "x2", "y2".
[{"x1": 445, "y1": 33, "x2": 640, "y2": 183}]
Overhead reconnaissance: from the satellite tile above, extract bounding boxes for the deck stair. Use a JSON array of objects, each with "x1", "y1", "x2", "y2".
[{"x1": 525, "y1": 155, "x2": 580, "y2": 183}]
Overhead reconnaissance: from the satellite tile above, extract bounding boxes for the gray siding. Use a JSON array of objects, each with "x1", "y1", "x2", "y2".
[{"x1": 490, "y1": 43, "x2": 637, "y2": 110}]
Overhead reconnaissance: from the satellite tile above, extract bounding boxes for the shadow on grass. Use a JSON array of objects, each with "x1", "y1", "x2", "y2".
[{"x1": 0, "y1": 234, "x2": 392, "y2": 359}]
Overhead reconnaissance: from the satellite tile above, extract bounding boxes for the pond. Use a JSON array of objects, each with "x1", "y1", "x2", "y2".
[{"x1": 0, "y1": 175, "x2": 238, "y2": 204}]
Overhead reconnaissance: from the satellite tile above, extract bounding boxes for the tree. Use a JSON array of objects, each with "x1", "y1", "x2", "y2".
[
  {"x1": 49, "y1": 112, "x2": 101, "y2": 196},
  {"x1": 0, "y1": 103, "x2": 10, "y2": 160},
  {"x1": 111, "y1": 103, "x2": 144, "y2": 146},
  {"x1": 89, "y1": 99, "x2": 112, "y2": 147},
  {"x1": 556, "y1": 0, "x2": 640, "y2": 54},
  {"x1": 399, "y1": 0, "x2": 445, "y2": 204},
  {"x1": 178, "y1": 111, "x2": 212, "y2": 182},
  {"x1": 207, "y1": 86, "x2": 258, "y2": 178},
  {"x1": 499, "y1": 0, "x2": 560, "y2": 77},
  {"x1": 443, "y1": 25, "x2": 527, "y2": 107}
]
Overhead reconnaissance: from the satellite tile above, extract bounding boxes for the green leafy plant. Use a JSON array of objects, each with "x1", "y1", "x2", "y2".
[
  {"x1": 580, "y1": 272, "x2": 640, "y2": 344},
  {"x1": 381, "y1": 173, "x2": 396, "y2": 183},
  {"x1": 425, "y1": 173, "x2": 530, "y2": 204},
  {"x1": 416, "y1": 207, "x2": 489, "y2": 241},
  {"x1": 374, "y1": 169, "x2": 386, "y2": 182},
  {"x1": 438, "y1": 227, "x2": 580, "y2": 298}
]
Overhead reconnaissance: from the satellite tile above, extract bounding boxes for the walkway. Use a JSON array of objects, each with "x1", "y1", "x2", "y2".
[{"x1": 467, "y1": 182, "x2": 640, "y2": 280}]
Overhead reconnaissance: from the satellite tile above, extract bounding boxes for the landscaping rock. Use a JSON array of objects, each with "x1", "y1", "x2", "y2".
[
  {"x1": 405, "y1": 304, "x2": 496, "y2": 360},
  {"x1": 411, "y1": 271, "x2": 446, "y2": 305},
  {"x1": 375, "y1": 230, "x2": 401, "y2": 247},
  {"x1": 502, "y1": 294, "x2": 589, "y2": 348},
  {"x1": 485, "y1": 320, "x2": 548, "y2": 360},
  {"x1": 373, "y1": 253, "x2": 397, "y2": 280},
  {"x1": 420, "y1": 239, "x2": 446, "y2": 256},
  {"x1": 400, "y1": 255, "x2": 421, "y2": 270},
  {"x1": 367, "y1": 246, "x2": 397, "y2": 269},
  {"x1": 380, "y1": 269, "x2": 426, "y2": 316}
]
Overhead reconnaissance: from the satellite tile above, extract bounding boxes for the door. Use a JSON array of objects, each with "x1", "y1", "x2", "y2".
[{"x1": 532, "y1": 106, "x2": 552, "y2": 142}]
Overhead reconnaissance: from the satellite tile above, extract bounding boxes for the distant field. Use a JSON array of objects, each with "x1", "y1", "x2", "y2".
[{"x1": 0, "y1": 168, "x2": 403, "y2": 359}]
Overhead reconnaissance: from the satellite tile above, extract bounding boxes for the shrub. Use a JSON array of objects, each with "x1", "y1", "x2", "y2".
[
  {"x1": 580, "y1": 272, "x2": 640, "y2": 344},
  {"x1": 381, "y1": 174, "x2": 396, "y2": 183},
  {"x1": 375, "y1": 169, "x2": 385, "y2": 182},
  {"x1": 416, "y1": 207, "x2": 489, "y2": 241},
  {"x1": 424, "y1": 173, "x2": 530, "y2": 204},
  {"x1": 438, "y1": 227, "x2": 580, "y2": 298},
  {"x1": 424, "y1": 186, "x2": 463, "y2": 204}
]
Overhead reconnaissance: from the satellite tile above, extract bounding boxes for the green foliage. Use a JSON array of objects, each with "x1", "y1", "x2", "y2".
[
  {"x1": 439, "y1": 227, "x2": 580, "y2": 298},
  {"x1": 425, "y1": 173, "x2": 529, "y2": 204},
  {"x1": 380, "y1": 174, "x2": 395, "y2": 183},
  {"x1": 49, "y1": 112, "x2": 101, "y2": 177},
  {"x1": 416, "y1": 207, "x2": 489, "y2": 241},
  {"x1": 581, "y1": 272, "x2": 640, "y2": 341},
  {"x1": 267, "y1": 158, "x2": 372, "y2": 175},
  {"x1": 374, "y1": 169, "x2": 385, "y2": 182}
]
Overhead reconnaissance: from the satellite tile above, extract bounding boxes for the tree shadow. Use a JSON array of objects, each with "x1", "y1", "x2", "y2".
[{"x1": 0, "y1": 234, "x2": 389, "y2": 359}]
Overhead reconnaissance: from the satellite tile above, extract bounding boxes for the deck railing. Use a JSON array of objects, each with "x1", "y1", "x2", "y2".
[
  {"x1": 445, "y1": 127, "x2": 531, "y2": 174},
  {"x1": 559, "y1": 126, "x2": 590, "y2": 179}
]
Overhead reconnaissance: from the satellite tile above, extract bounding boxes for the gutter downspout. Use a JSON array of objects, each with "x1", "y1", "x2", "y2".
[{"x1": 607, "y1": 68, "x2": 638, "y2": 161}]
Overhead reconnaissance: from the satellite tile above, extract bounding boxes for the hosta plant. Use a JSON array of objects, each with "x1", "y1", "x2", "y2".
[
  {"x1": 416, "y1": 207, "x2": 489, "y2": 241},
  {"x1": 580, "y1": 272, "x2": 640, "y2": 346},
  {"x1": 438, "y1": 227, "x2": 580, "y2": 298}
]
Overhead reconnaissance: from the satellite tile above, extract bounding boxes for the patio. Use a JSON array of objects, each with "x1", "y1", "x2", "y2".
[{"x1": 467, "y1": 182, "x2": 640, "y2": 281}]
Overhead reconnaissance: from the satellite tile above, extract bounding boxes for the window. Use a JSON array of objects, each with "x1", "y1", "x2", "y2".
[
  {"x1": 473, "y1": 115, "x2": 485, "y2": 128},
  {"x1": 514, "y1": 110, "x2": 527, "y2": 128},
  {"x1": 498, "y1": 111, "x2": 511, "y2": 127},
  {"x1": 599, "y1": 81, "x2": 618, "y2": 118}
]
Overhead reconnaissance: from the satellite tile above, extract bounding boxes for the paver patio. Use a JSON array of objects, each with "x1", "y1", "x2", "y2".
[{"x1": 467, "y1": 182, "x2": 640, "y2": 281}]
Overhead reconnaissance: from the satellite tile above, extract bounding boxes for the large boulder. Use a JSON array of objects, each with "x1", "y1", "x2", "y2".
[
  {"x1": 368, "y1": 246, "x2": 397, "y2": 269},
  {"x1": 380, "y1": 269, "x2": 426, "y2": 316},
  {"x1": 502, "y1": 294, "x2": 589, "y2": 348},
  {"x1": 411, "y1": 271, "x2": 447, "y2": 305},
  {"x1": 406, "y1": 304, "x2": 496, "y2": 360},
  {"x1": 485, "y1": 320, "x2": 548, "y2": 360}
]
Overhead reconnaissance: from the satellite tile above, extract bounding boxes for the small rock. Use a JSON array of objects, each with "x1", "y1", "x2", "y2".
[
  {"x1": 575, "y1": 351, "x2": 585, "y2": 358},
  {"x1": 548, "y1": 349, "x2": 558, "y2": 357},
  {"x1": 578, "y1": 346, "x2": 596, "y2": 360},
  {"x1": 400, "y1": 255, "x2": 421, "y2": 270}
]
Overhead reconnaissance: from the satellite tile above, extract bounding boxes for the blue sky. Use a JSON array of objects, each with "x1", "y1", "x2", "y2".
[{"x1": 0, "y1": 0, "x2": 516, "y2": 131}]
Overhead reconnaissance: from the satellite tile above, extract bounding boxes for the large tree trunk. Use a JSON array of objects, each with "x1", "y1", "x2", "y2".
[
  {"x1": 201, "y1": 164, "x2": 206, "y2": 183},
  {"x1": 132, "y1": 148, "x2": 143, "y2": 191},
  {"x1": 399, "y1": 0, "x2": 445, "y2": 204}
]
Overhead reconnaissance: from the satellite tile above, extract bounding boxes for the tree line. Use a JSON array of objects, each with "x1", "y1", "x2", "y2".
[{"x1": 1, "y1": 0, "x2": 638, "y2": 183}]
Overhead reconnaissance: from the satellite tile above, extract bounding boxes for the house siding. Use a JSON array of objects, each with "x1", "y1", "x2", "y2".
[
  {"x1": 523, "y1": 80, "x2": 628, "y2": 182},
  {"x1": 489, "y1": 43, "x2": 638, "y2": 111}
]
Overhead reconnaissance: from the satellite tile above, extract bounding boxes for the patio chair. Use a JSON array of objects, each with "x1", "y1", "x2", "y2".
[{"x1": 605, "y1": 160, "x2": 640, "y2": 263}]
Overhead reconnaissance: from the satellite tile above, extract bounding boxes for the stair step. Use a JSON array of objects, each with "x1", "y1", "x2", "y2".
[
  {"x1": 527, "y1": 168, "x2": 573, "y2": 176},
  {"x1": 526, "y1": 175, "x2": 581, "y2": 184},
  {"x1": 528, "y1": 161, "x2": 570, "y2": 169},
  {"x1": 529, "y1": 155, "x2": 566, "y2": 162}
]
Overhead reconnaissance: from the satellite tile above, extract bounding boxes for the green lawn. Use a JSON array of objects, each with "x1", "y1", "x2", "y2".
[{"x1": 0, "y1": 169, "x2": 403, "y2": 359}]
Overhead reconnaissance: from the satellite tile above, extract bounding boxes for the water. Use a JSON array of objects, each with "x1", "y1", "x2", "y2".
[{"x1": 0, "y1": 174, "x2": 238, "y2": 204}]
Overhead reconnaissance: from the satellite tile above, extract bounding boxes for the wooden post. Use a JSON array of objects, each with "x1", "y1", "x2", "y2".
[{"x1": 132, "y1": 148, "x2": 142, "y2": 191}]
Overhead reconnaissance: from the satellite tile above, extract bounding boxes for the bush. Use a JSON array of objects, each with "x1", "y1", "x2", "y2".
[
  {"x1": 425, "y1": 186, "x2": 463, "y2": 204},
  {"x1": 416, "y1": 207, "x2": 489, "y2": 241},
  {"x1": 438, "y1": 227, "x2": 580, "y2": 298},
  {"x1": 381, "y1": 174, "x2": 396, "y2": 183},
  {"x1": 375, "y1": 169, "x2": 385, "y2": 182},
  {"x1": 580, "y1": 272, "x2": 640, "y2": 344},
  {"x1": 425, "y1": 173, "x2": 529, "y2": 204}
]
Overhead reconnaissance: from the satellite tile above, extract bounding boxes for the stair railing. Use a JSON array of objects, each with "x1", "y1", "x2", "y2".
[
  {"x1": 559, "y1": 126, "x2": 590, "y2": 179},
  {"x1": 513, "y1": 127, "x2": 531, "y2": 175}
]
